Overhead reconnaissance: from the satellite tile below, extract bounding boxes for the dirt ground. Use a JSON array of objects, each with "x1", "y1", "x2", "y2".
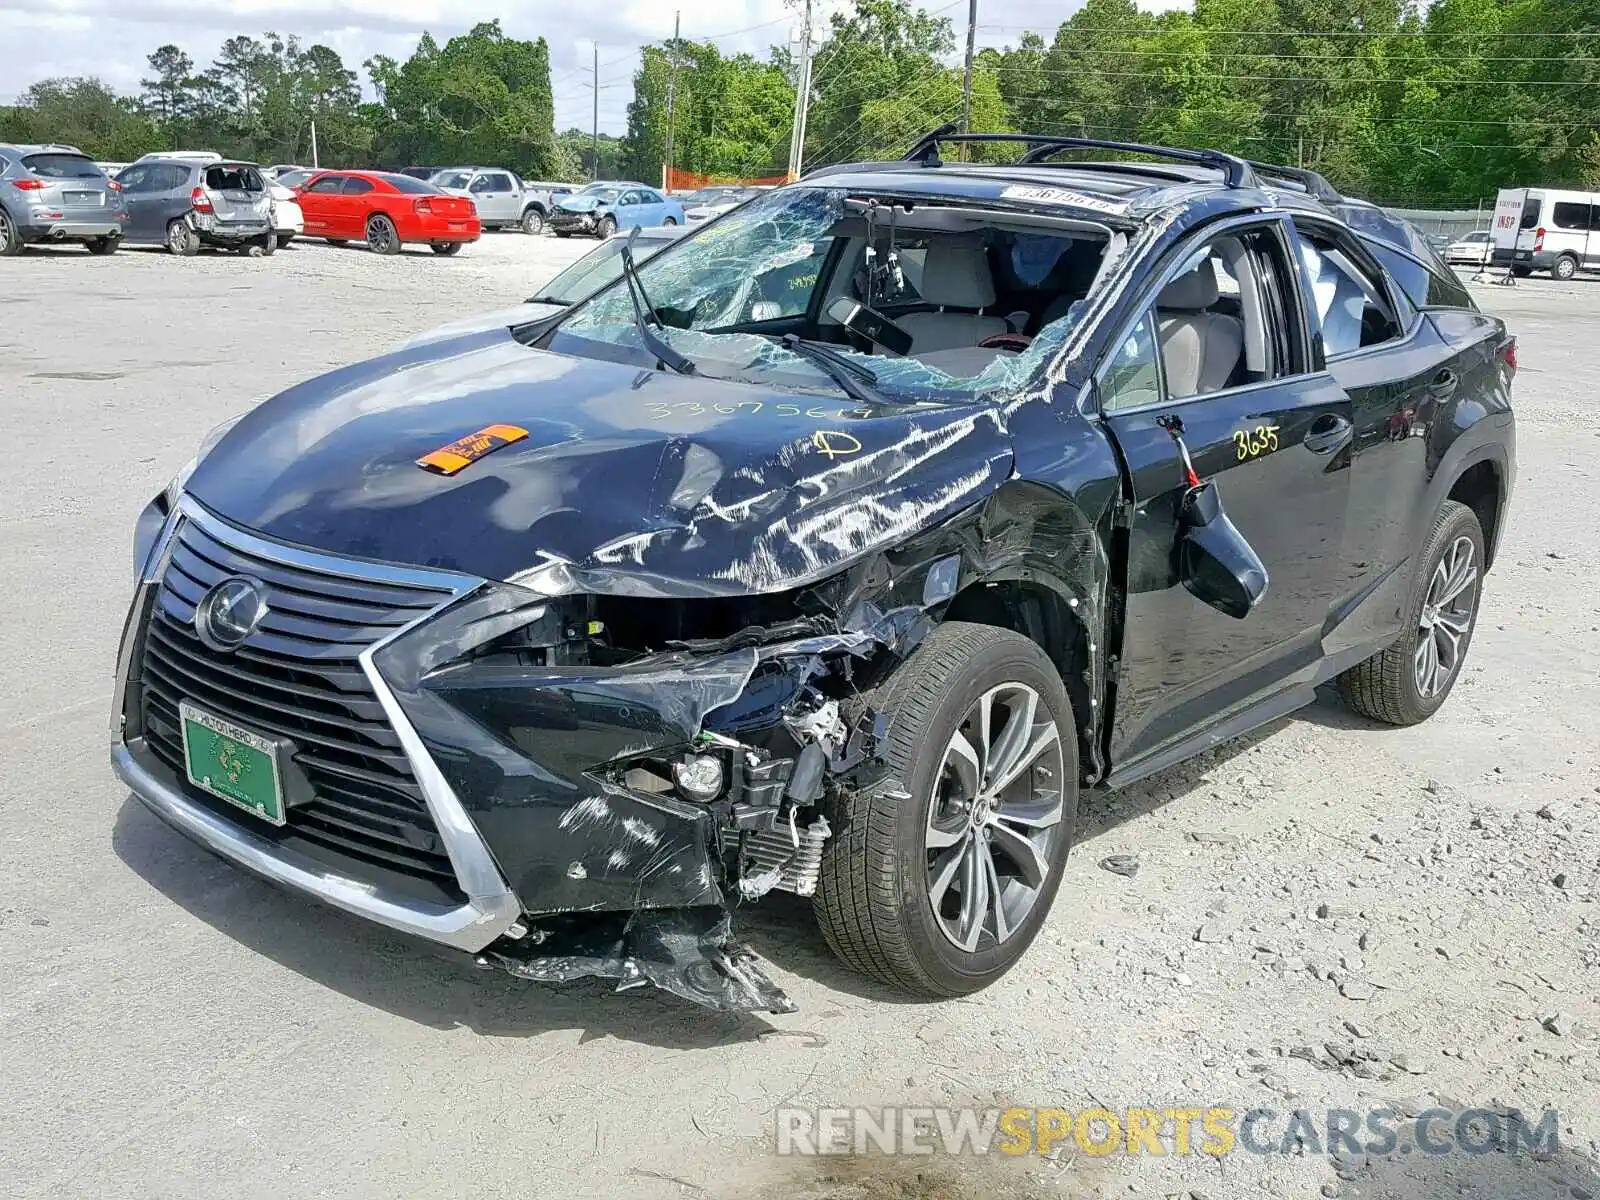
[{"x1": 0, "y1": 233, "x2": 1594, "y2": 1200}]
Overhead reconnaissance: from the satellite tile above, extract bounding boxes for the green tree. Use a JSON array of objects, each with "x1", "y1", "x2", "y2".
[
  {"x1": 0, "y1": 77, "x2": 159, "y2": 159},
  {"x1": 141, "y1": 44, "x2": 194, "y2": 125}
]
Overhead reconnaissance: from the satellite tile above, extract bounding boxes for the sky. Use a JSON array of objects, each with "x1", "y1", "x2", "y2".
[{"x1": 0, "y1": 0, "x2": 1190, "y2": 135}]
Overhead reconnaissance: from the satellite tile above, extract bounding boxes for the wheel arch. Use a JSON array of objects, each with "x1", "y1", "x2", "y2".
[
  {"x1": 1445, "y1": 457, "x2": 1506, "y2": 569},
  {"x1": 522, "y1": 200, "x2": 547, "y2": 217}
]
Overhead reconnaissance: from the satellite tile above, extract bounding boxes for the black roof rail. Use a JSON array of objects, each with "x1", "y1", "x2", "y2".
[
  {"x1": 1245, "y1": 160, "x2": 1342, "y2": 204},
  {"x1": 903, "y1": 124, "x2": 1257, "y2": 189}
]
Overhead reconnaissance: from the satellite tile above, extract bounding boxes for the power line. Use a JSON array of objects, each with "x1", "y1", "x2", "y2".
[
  {"x1": 976, "y1": 25, "x2": 1600, "y2": 39},
  {"x1": 987, "y1": 65, "x2": 1600, "y2": 86}
]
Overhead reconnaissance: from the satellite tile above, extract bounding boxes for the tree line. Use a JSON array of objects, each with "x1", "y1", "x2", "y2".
[{"x1": 2, "y1": 0, "x2": 1597, "y2": 207}]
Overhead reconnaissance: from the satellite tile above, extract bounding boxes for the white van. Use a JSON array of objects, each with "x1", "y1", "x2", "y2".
[{"x1": 1491, "y1": 186, "x2": 1600, "y2": 280}]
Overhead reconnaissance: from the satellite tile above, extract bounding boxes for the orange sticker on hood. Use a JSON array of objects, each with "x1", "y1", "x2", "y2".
[{"x1": 417, "y1": 424, "x2": 529, "y2": 475}]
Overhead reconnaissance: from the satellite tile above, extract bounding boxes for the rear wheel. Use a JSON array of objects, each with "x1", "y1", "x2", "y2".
[
  {"x1": 1337, "y1": 499, "x2": 1485, "y2": 726},
  {"x1": 166, "y1": 220, "x2": 199, "y2": 257},
  {"x1": 520, "y1": 208, "x2": 544, "y2": 235},
  {"x1": 245, "y1": 232, "x2": 276, "y2": 257},
  {"x1": 0, "y1": 209, "x2": 20, "y2": 256},
  {"x1": 814, "y1": 623, "x2": 1078, "y2": 997},
  {"x1": 662, "y1": 216, "x2": 677, "y2": 226},
  {"x1": 431, "y1": 242, "x2": 462, "y2": 256},
  {"x1": 86, "y1": 235, "x2": 119, "y2": 255},
  {"x1": 1511, "y1": 264, "x2": 1532, "y2": 278},
  {"x1": 1554, "y1": 254, "x2": 1578, "y2": 281},
  {"x1": 366, "y1": 215, "x2": 400, "y2": 255}
]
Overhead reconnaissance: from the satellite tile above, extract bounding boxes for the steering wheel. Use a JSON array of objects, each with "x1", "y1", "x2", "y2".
[{"x1": 978, "y1": 332, "x2": 1033, "y2": 352}]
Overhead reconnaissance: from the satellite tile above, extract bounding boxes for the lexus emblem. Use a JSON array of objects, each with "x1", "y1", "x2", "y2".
[{"x1": 195, "y1": 576, "x2": 269, "y2": 651}]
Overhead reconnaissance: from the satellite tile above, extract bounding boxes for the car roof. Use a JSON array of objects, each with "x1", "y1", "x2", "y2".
[{"x1": 2, "y1": 142, "x2": 88, "y2": 155}]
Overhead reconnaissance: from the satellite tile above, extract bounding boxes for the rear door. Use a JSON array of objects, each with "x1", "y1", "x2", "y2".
[
  {"x1": 1097, "y1": 214, "x2": 1354, "y2": 775},
  {"x1": 23, "y1": 151, "x2": 111, "y2": 221},
  {"x1": 341, "y1": 176, "x2": 377, "y2": 237}
]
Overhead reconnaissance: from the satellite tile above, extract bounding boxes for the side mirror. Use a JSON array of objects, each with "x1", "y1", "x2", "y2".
[{"x1": 1177, "y1": 482, "x2": 1268, "y2": 619}]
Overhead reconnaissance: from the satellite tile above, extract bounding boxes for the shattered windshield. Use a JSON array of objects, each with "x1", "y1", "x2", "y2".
[{"x1": 555, "y1": 185, "x2": 1110, "y2": 404}]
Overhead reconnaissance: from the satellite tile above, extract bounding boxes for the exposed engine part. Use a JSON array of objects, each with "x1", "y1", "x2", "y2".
[
  {"x1": 786, "y1": 698, "x2": 847, "y2": 758},
  {"x1": 741, "y1": 814, "x2": 832, "y2": 899}
]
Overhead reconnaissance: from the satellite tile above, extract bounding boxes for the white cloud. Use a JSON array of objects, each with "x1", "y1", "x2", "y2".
[{"x1": 1, "y1": 0, "x2": 1191, "y2": 135}]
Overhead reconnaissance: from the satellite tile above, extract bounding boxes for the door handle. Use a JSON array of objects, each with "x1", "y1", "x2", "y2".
[{"x1": 1303, "y1": 413, "x2": 1352, "y2": 455}]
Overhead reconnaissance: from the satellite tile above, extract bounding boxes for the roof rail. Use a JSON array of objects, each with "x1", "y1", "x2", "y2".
[
  {"x1": 903, "y1": 123, "x2": 1257, "y2": 189},
  {"x1": 1245, "y1": 160, "x2": 1341, "y2": 204}
]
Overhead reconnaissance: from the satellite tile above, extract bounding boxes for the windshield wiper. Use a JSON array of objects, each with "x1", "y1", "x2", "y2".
[
  {"x1": 523, "y1": 294, "x2": 569, "y2": 305},
  {"x1": 619, "y1": 229, "x2": 695, "y2": 376},
  {"x1": 779, "y1": 335, "x2": 892, "y2": 406}
]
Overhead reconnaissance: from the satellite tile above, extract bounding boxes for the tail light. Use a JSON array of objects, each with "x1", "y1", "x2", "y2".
[
  {"x1": 190, "y1": 186, "x2": 213, "y2": 214},
  {"x1": 414, "y1": 198, "x2": 433, "y2": 214},
  {"x1": 1533, "y1": 227, "x2": 1545, "y2": 252},
  {"x1": 11, "y1": 178, "x2": 44, "y2": 191},
  {"x1": 107, "y1": 179, "x2": 123, "y2": 192},
  {"x1": 1501, "y1": 338, "x2": 1518, "y2": 375}
]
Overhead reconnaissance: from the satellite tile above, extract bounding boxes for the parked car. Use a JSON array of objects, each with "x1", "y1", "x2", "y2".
[
  {"x1": 1491, "y1": 185, "x2": 1600, "y2": 280},
  {"x1": 294, "y1": 170, "x2": 479, "y2": 255},
  {"x1": 402, "y1": 223, "x2": 689, "y2": 348},
  {"x1": 266, "y1": 175, "x2": 304, "y2": 245},
  {"x1": 549, "y1": 182, "x2": 685, "y2": 237},
  {"x1": 273, "y1": 168, "x2": 315, "y2": 190},
  {"x1": 114, "y1": 157, "x2": 274, "y2": 255},
  {"x1": 117, "y1": 130, "x2": 1515, "y2": 1016},
  {"x1": 0, "y1": 142, "x2": 124, "y2": 255},
  {"x1": 1443, "y1": 229, "x2": 1493, "y2": 267},
  {"x1": 430, "y1": 166, "x2": 555, "y2": 234},
  {"x1": 265, "y1": 164, "x2": 309, "y2": 179},
  {"x1": 681, "y1": 186, "x2": 758, "y2": 222}
]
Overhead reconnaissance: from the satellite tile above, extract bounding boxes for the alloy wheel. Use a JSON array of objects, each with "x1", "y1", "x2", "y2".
[
  {"x1": 368, "y1": 218, "x2": 394, "y2": 253},
  {"x1": 924, "y1": 683, "x2": 1065, "y2": 952},
  {"x1": 1415, "y1": 534, "x2": 1478, "y2": 699},
  {"x1": 168, "y1": 223, "x2": 187, "y2": 253},
  {"x1": 0, "y1": 213, "x2": 12, "y2": 254}
]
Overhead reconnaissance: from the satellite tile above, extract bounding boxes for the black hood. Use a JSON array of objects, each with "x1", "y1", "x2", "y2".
[{"x1": 186, "y1": 331, "x2": 1014, "y2": 596}]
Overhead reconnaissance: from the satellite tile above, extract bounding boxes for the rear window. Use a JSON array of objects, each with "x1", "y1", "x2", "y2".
[
  {"x1": 1365, "y1": 240, "x2": 1476, "y2": 311},
  {"x1": 383, "y1": 174, "x2": 442, "y2": 194},
  {"x1": 23, "y1": 153, "x2": 102, "y2": 179},
  {"x1": 205, "y1": 165, "x2": 263, "y2": 191},
  {"x1": 1520, "y1": 197, "x2": 1541, "y2": 229}
]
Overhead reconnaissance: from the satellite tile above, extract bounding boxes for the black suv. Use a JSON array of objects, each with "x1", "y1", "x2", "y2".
[{"x1": 115, "y1": 130, "x2": 1515, "y2": 1014}]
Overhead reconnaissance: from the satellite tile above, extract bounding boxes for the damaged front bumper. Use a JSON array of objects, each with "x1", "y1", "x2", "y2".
[{"x1": 113, "y1": 498, "x2": 907, "y2": 1014}]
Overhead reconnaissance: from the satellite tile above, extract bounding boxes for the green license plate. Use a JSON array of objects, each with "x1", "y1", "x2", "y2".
[{"x1": 179, "y1": 700, "x2": 287, "y2": 826}]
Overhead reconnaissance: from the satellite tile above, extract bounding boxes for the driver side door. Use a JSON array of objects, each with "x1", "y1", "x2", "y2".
[{"x1": 1098, "y1": 214, "x2": 1355, "y2": 781}]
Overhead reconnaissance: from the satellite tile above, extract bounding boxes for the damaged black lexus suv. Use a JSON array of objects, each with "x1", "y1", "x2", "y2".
[{"x1": 114, "y1": 130, "x2": 1516, "y2": 1014}]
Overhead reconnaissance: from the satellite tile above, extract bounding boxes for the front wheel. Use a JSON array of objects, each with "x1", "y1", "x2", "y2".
[
  {"x1": 366, "y1": 215, "x2": 400, "y2": 255},
  {"x1": 598, "y1": 215, "x2": 617, "y2": 239},
  {"x1": 1554, "y1": 254, "x2": 1578, "y2": 281},
  {"x1": 520, "y1": 208, "x2": 544, "y2": 235},
  {"x1": 86, "y1": 235, "x2": 119, "y2": 255},
  {"x1": 814, "y1": 623, "x2": 1078, "y2": 997},
  {"x1": 166, "y1": 220, "x2": 199, "y2": 257},
  {"x1": 1337, "y1": 499, "x2": 1485, "y2": 726},
  {"x1": 431, "y1": 242, "x2": 461, "y2": 256}
]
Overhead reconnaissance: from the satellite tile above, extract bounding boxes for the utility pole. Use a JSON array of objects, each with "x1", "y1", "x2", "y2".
[
  {"x1": 591, "y1": 42, "x2": 600, "y2": 181},
  {"x1": 310, "y1": 119, "x2": 319, "y2": 169},
  {"x1": 786, "y1": 0, "x2": 814, "y2": 179},
  {"x1": 663, "y1": 11, "x2": 681, "y2": 192},
  {"x1": 960, "y1": 0, "x2": 978, "y2": 136}
]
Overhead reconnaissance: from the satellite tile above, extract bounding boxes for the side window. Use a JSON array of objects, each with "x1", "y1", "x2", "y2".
[
  {"x1": 1365, "y1": 241, "x2": 1476, "y2": 312},
  {"x1": 620, "y1": 190, "x2": 642, "y2": 205},
  {"x1": 307, "y1": 176, "x2": 344, "y2": 194},
  {"x1": 641, "y1": 189, "x2": 665, "y2": 204},
  {"x1": 1100, "y1": 312, "x2": 1162, "y2": 413},
  {"x1": 161, "y1": 165, "x2": 193, "y2": 191},
  {"x1": 1293, "y1": 224, "x2": 1404, "y2": 356},
  {"x1": 117, "y1": 165, "x2": 148, "y2": 193},
  {"x1": 342, "y1": 177, "x2": 374, "y2": 196},
  {"x1": 1519, "y1": 197, "x2": 1541, "y2": 229},
  {"x1": 468, "y1": 174, "x2": 494, "y2": 193},
  {"x1": 1551, "y1": 202, "x2": 1589, "y2": 231},
  {"x1": 748, "y1": 239, "x2": 834, "y2": 320}
]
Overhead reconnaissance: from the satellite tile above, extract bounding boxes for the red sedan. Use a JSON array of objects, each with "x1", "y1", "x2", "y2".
[{"x1": 294, "y1": 170, "x2": 480, "y2": 255}]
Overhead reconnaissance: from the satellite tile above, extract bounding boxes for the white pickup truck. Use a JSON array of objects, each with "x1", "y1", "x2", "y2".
[{"x1": 429, "y1": 167, "x2": 559, "y2": 235}]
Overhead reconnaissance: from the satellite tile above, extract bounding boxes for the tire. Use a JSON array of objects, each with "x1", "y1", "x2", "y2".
[
  {"x1": 1511, "y1": 264, "x2": 1532, "y2": 278},
  {"x1": 663, "y1": 216, "x2": 677, "y2": 226},
  {"x1": 246, "y1": 232, "x2": 276, "y2": 257},
  {"x1": 1553, "y1": 254, "x2": 1578, "y2": 281},
  {"x1": 598, "y1": 215, "x2": 617, "y2": 239},
  {"x1": 520, "y1": 208, "x2": 544, "y2": 235},
  {"x1": 1337, "y1": 499, "x2": 1485, "y2": 726},
  {"x1": 86, "y1": 235, "x2": 119, "y2": 255},
  {"x1": 0, "y1": 209, "x2": 20, "y2": 256},
  {"x1": 554, "y1": 230, "x2": 571, "y2": 238},
  {"x1": 166, "y1": 220, "x2": 199, "y2": 257},
  {"x1": 365, "y1": 215, "x2": 400, "y2": 255},
  {"x1": 813, "y1": 622, "x2": 1079, "y2": 998},
  {"x1": 276, "y1": 234, "x2": 293, "y2": 247},
  {"x1": 431, "y1": 242, "x2": 462, "y2": 256},
  {"x1": 326, "y1": 238, "x2": 348, "y2": 247}
]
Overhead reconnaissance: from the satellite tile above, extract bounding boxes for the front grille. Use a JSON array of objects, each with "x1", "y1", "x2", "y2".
[{"x1": 136, "y1": 515, "x2": 466, "y2": 902}]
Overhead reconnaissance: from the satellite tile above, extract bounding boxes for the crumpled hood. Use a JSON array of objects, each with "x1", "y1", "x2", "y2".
[
  {"x1": 185, "y1": 331, "x2": 1015, "y2": 596},
  {"x1": 557, "y1": 196, "x2": 604, "y2": 213}
]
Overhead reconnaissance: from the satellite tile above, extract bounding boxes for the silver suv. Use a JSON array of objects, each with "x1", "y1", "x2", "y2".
[{"x1": 0, "y1": 142, "x2": 124, "y2": 255}]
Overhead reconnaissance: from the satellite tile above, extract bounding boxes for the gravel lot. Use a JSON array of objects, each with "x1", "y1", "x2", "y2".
[{"x1": 1, "y1": 235, "x2": 1595, "y2": 1200}]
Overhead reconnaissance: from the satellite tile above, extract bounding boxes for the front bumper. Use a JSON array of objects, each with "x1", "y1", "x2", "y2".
[{"x1": 550, "y1": 211, "x2": 599, "y2": 233}]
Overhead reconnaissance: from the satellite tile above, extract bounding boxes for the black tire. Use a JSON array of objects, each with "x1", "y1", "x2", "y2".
[
  {"x1": 1553, "y1": 254, "x2": 1578, "y2": 281},
  {"x1": 1511, "y1": 264, "x2": 1532, "y2": 278},
  {"x1": 554, "y1": 230, "x2": 571, "y2": 238},
  {"x1": 366, "y1": 215, "x2": 400, "y2": 255},
  {"x1": 598, "y1": 215, "x2": 617, "y2": 238},
  {"x1": 0, "y1": 209, "x2": 21, "y2": 256},
  {"x1": 431, "y1": 241, "x2": 462, "y2": 256},
  {"x1": 813, "y1": 622, "x2": 1079, "y2": 998},
  {"x1": 1337, "y1": 499, "x2": 1485, "y2": 726},
  {"x1": 662, "y1": 216, "x2": 677, "y2": 226},
  {"x1": 520, "y1": 208, "x2": 544, "y2": 235},
  {"x1": 326, "y1": 238, "x2": 348, "y2": 247},
  {"x1": 245, "y1": 232, "x2": 276, "y2": 257},
  {"x1": 166, "y1": 220, "x2": 199, "y2": 257},
  {"x1": 276, "y1": 234, "x2": 293, "y2": 247},
  {"x1": 86, "y1": 235, "x2": 119, "y2": 255}
]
